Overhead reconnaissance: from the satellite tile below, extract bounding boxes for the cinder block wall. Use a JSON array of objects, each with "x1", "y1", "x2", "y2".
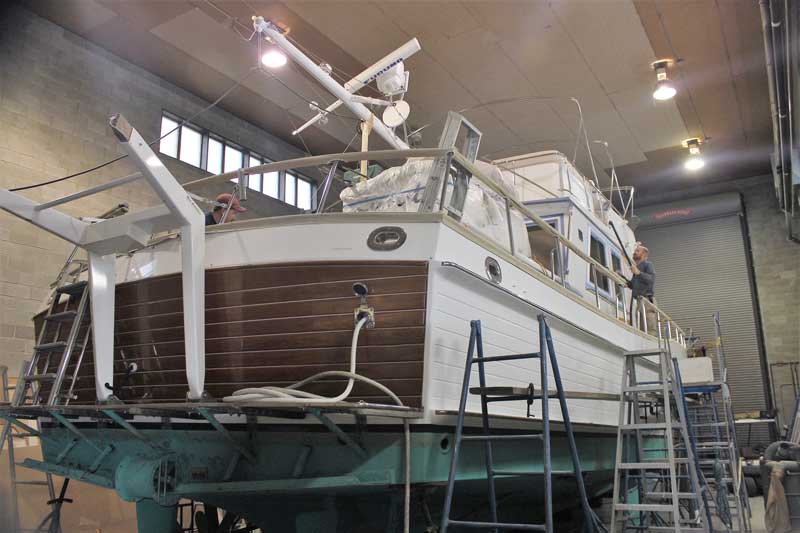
[
  {"x1": 640, "y1": 175, "x2": 800, "y2": 427},
  {"x1": 0, "y1": 5, "x2": 314, "y2": 371}
]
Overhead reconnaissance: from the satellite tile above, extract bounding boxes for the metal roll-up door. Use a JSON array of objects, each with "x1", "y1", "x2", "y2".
[{"x1": 636, "y1": 194, "x2": 770, "y2": 447}]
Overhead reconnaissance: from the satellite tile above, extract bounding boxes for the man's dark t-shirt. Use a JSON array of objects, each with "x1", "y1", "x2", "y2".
[
  {"x1": 628, "y1": 259, "x2": 655, "y2": 299},
  {"x1": 205, "y1": 212, "x2": 217, "y2": 226}
]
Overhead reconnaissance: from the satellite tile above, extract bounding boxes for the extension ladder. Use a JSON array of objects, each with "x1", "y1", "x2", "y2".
[
  {"x1": 440, "y1": 315, "x2": 606, "y2": 532},
  {"x1": 609, "y1": 345, "x2": 711, "y2": 533}
]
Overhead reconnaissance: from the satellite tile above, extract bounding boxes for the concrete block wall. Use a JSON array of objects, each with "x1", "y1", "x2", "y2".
[
  {"x1": 639, "y1": 175, "x2": 800, "y2": 426},
  {"x1": 0, "y1": 4, "x2": 313, "y2": 371}
]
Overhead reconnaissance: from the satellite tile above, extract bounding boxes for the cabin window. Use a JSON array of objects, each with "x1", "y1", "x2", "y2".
[
  {"x1": 526, "y1": 219, "x2": 563, "y2": 276},
  {"x1": 611, "y1": 252, "x2": 624, "y2": 308},
  {"x1": 589, "y1": 234, "x2": 610, "y2": 293}
]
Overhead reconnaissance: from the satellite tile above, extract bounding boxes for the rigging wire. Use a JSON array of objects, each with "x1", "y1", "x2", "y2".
[{"x1": 10, "y1": 68, "x2": 257, "y2": 193}]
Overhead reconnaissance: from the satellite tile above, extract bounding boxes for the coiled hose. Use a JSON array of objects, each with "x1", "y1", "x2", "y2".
[{"x1": 222, "y1": 316, "x2": 411, "y2": 532}]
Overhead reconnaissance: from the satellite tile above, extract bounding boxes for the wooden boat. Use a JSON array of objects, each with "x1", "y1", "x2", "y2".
[{"x1": 0, "y1": 26, "x2": 693, "y2": 532}]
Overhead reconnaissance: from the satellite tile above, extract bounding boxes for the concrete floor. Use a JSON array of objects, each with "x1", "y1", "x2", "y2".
[{"x1": 750, "y1": 496, "x2": 767, "y2": 533}]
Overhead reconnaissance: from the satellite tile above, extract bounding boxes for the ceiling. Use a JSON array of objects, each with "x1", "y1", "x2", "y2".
[{"x1": 20, "y1": 0, "x2": 773, "y2": 195}]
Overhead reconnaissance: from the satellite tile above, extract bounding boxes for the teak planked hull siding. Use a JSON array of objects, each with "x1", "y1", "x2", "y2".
[{"x1": 36, "y1": 261, "x2": 428, "y2": 406}]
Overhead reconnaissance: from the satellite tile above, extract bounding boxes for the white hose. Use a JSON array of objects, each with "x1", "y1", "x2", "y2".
[
  {"x1": 222, "y1": 316, "x2": 369, "y2": 405},
  {"x1": 221, "y1": 315, "x2": 411, "y2": 533}
]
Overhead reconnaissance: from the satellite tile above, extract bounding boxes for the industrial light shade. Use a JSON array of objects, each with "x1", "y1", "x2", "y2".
[
  {"x1": 653, "y1": 79, "x2": 677, "y2": 101},
  {"x1": 261, "y1": 48, "x2": 287, "y2": 68},
  {"x1": 652, "y1": 60, "x2": 676, "y2": 101},
  {"x1": 683, "y1": 138, "x2": 705, "y2": 171}
]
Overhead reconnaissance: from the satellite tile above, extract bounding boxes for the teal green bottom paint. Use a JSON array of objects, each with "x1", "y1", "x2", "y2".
[
  {"x1": 35, "y1": 424, "x2": 616, "y2": 531},
  {"x1": 136, "y1": 499, "x2": 178, "y2": 533}
]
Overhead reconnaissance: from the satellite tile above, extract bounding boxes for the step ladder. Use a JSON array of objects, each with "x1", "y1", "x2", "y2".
[
  {"x1": 440, "y1": 315, "x2": 606, "y2": 532},
  {"x1": 609, "y1": 345, "x2": 711, "y2": 533}
]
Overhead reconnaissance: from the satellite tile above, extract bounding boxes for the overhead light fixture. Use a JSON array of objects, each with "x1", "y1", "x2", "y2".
[
  {"x1": 261, "y1": 48, "x2": 287, "y2": 69},
  {"x1": 683, "y1": 138, "x2": 705, "y2": 171},
  {"x1": 652, "y1": 60, "x2": 676, "y2": 101}
]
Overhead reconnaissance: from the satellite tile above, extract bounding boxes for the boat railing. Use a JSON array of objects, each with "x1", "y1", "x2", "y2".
[
  {"x1": 183, "y1": 147, "x2": 686, "y2": 346},
  {"x1": 443, "y1": 151, "x2": 685, "y2": 346}
]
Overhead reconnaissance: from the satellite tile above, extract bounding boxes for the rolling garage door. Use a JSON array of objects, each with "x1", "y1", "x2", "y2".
[{"x1": 636, "y1": 192, "x2": 771, "y2": 447}]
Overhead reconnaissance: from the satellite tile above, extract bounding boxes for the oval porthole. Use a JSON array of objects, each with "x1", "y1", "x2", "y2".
[
  {"x1": 485, "y1": 257, "x2": 502, "y2": 283},
  {"x1": 367, "y1": 226, "x2": 407, "y2": 251},
  {"x1": 440, "y1": 436, "x2": 451, "y2": 453}
]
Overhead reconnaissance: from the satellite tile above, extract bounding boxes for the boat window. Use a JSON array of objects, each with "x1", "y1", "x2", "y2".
[
  {"x1": 589, "y1": 234, "x2": 610, "y2": 293},
  {"x1": 526, "y1": 219, "x2": 562, "y2": 275},
  {"x1": 611, "y1": 252, "x2": 624, "y2": 307}
]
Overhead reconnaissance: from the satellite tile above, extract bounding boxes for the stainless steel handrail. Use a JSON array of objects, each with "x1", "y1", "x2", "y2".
[{"x1": 178, "y1": 147, "x2": 687, "y2": 345}]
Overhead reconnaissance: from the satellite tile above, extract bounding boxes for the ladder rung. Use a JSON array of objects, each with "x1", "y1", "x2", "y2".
[
  {"x1": 644, "y1": 525, "x2": 705, "y2": 533},
  {"x1": 644, "y1": 491, "x2": 697, "y2": 499},
  {"x1": 25, "y1": 373, "x2": 57, "y2": 381},
  {"x1": 624, "y1": 384, "x2": 664, "y2": 393},
  {"x1": 462, "y1": 434, "x2": 543, "y2": 442},
  {"x1": 34, "y1": 341, "x2": 69, "y2": 352},
  {"x1": 446, "y1": 520, "x2": 545, "y2": 531},
  {"x1": 470, "y1": 386, "x2": 531, "y2": 397},
  {"x1": 623, "y1": 350, "x2": 664, "y2": 357},
  {"x1": 473, "y1": 353, "x2": 541, "y2": 363},
  {"x1": 45, "y1": 310, "x2": 78, "y2": 322},
  {"x1": 614, "y1": 503, "x2": 673, "y2": 512},
  {"x1": 617, "y1": 462, "x2": 670, "y2": 469},
  {"x1": 55, "y1": 281, "x2": 87, "y2": 296},
  {"x1": 620, "y1": 422, "x2": 682, "y2": 430},
  {"x1": 492, "y1": 470, "x2": 576, "y2": 477},
  {"x1": 14, "y1": 480, "x2": 50, "y2": 486}
]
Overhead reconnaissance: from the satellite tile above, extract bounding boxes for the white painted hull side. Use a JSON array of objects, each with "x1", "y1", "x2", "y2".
[{"x1": 106, "y1": 213, "x2": 676, "y2": 429}]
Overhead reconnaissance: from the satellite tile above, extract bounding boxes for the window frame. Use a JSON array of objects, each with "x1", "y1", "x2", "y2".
[
  {"x1": 158, "y1": 111, "x2": 317, "y2": 209},
  {"x1": 524, "y1": 215, "x2": 565, "y2": 278},
  {"x1": 586, "y1": 228, "x2": 613, "y2": 298}
]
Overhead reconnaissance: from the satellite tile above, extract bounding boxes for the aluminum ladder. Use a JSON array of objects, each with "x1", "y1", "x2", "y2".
[
  {"x1": 680, "y1": 313, "x2": 751, "y2": 532},
  {"x1": 1, "y1": 363, "x2": 72, "y2": 533},
  {"x1": 440, "y1": 315, "x2": 606, "y2": 532},
  {"x1": 609, "y1": 344, "x2": 711, "y2": 533}
]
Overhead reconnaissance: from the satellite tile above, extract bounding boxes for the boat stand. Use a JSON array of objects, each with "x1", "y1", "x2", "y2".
[{"x1": 440, "y1": 314, "x2": 606, "y2": 532}]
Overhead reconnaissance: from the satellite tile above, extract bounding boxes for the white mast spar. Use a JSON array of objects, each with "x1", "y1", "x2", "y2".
[{"x1": 252, "y1": 17, "x2": 412, "y2": 153}]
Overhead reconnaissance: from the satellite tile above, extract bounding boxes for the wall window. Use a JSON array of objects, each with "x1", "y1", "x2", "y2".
[
  {"x1": 179, "y1": 125, "x2": 202, "y2": 168},
  {"x1": 158, "y1": 113, "x2": 316, "y2": 209},
  {"x1": 159, "y1": 116, "x2": 180, "y2": 159}
]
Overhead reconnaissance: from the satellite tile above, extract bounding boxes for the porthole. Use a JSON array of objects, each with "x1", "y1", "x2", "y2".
[
  {"x1": 485, "y1": 257, "x2": 502, "y2": 283},
  {"x1": 440, "y1": 436, "x2": 450, "y2": 452},
  {"x1": 367, "y1": 226, "x2": 407, "y2": 251}
]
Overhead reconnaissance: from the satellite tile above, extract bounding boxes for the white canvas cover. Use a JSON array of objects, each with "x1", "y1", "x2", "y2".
[{"x1": 340, "y1": 159, "x2": 532, "y2": 257}]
